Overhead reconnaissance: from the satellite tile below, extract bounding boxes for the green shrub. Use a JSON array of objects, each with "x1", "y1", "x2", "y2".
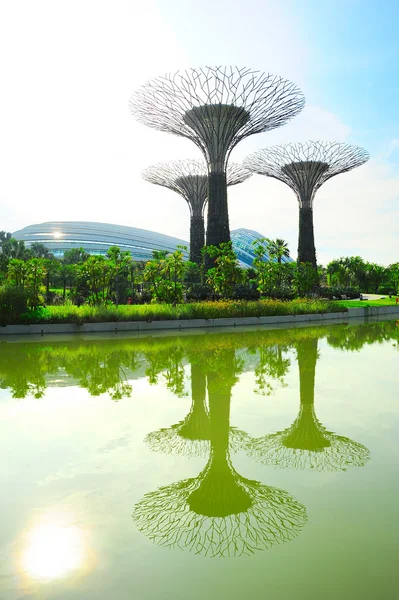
[{"x1": 0, "y1": 285, "x2": 28, "y2": 325}]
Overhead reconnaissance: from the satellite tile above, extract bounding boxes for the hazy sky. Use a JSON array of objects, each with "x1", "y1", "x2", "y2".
[{"x1": 0, "y1": 0, "x2": 398, "y2": 265}]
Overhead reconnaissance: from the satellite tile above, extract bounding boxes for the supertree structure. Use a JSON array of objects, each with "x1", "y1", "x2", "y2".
[
  {"x1": 245, "y1": 141, "x2": 369, "y2": 268},
  {"x1": 142, "y1": 160, "x2": 251, "y2": 264},
  {"x1": 130, "y1": 67, "x2": 305, "y2": 260},
  {"x1": 133, "y1": 347, "x2": 307, "y2": 557},
  {"x1": 248, "y1": 337, "x2": 370, "y2": 472}
]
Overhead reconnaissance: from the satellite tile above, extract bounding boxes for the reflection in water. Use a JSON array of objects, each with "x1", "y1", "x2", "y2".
[
  {"x1": 146, "y1": 351, "x2": 252, "y2": 458},
  {"x1": 20, "y1": 514, "x2": 89, "y2": 581},
  {"x1": 250, "y1": 338, "x2": 370, "y2": 471},
  {"x1": 133, "y1": 348, "x2": 307, "y2": 557},
  {"x1": 145, "y1": 358, "x2": 211, "y2": 458}
]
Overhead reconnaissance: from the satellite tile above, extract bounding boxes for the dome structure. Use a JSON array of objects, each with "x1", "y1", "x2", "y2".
[
  {"x1": 12, "y1": 221, "x2": 189, "y2": 262},
  {"x1": 12, "y1": 222, "x2": 291, "y2": 268},
  {"x1": 231, "y1": 228, "x2": 294, "y2": 268}
]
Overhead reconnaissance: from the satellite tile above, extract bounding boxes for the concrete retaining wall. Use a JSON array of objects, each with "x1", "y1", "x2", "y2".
[{"x1": 1, "y1": 305, "x2": 399, "y2": 336}]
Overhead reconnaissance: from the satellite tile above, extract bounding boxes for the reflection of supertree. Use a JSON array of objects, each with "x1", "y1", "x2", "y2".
[
  {"x1": 245, "y1": 141, "x2": 369, "y2": 268},
  {"x1": 249, "y1": 338, "x2": 370, "y2": 471},
  {"x1": 134, "y1": 348, "x2": 307, "y2": 557},
  {"x1": 145, "y1": 360, "x2": 211, "y2": 458},
  {"x1": 142, "y1": 160, "x2": 251, "y2": 264},
  {"x1": 145, "y1": 351, "x2": 248, "y2": 458},
  {"x1": 130, "y1": 67, "x2": 304, "y2": 259}
]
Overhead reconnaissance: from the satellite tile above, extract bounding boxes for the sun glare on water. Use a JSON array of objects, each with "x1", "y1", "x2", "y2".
[{"x1": 20, "y1": 516, "x2": 89, "y2": 581}]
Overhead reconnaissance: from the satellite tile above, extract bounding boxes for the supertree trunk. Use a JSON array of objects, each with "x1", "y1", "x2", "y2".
[
  {"x1": 190, "y1": 215, "x2": 205, "y2": 265},
  {"x1": 188, "y1": 351, "x2": 252, "y2": 517},
  {"x1": 298, "y1": 207, "x2": 317, "y2": 268},
  {"x1": 207, "y1": 172, "x2": 230, "y2": 247},
  {"x1": 205, "y1": 172, "x2": 230, "y2": 269},
  {"x1": 297, "y1": 337, "x2": 317, "y2": 405}
]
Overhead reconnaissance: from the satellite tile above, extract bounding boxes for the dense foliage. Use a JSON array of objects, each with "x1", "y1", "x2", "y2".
[{"x1": 0, "y1": 231, "x2": 398, "y2": 325}]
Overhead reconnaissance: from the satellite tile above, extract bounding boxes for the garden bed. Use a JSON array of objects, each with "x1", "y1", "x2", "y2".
[{"x1": 13, "y1": 299, "x2": 346, "y2": 325}]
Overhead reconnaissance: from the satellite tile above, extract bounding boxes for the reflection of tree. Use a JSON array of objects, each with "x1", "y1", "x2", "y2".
[
  {"x1": 326, "y1": 322, "x2": 397, "y2": 352},
  {"x1": 144, "y1": 346, "x2": 187, "y2": 398},
  {"x1": 133, "y1": 347, "x2": 307, "y2": 557},
  {"x1": 249, "y1": 338, "x2": 370, "y2": 471},
  {"x1": 0, "y1": 344, "x2": 55, "y2": 399},
  {"x1": 62, "y1": 345, "x2": 138, "y2": 400},
  {"x1": 251, "y1": 344, "x2": 290, "y2": 396},
  {"x1": 0, "y1": 341, "x2": 139, "y2": 401}
]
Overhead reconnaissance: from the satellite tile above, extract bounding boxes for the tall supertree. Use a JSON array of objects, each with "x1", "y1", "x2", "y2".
[
  {"x1": 130, "y1": 67, "x2": 305, "y2": 262},
  {"x1": 245, "y1": 141, "x2": 370, "y2": 268},
  {"x1": 142, "y1": 160, "x2": 251, "y2": 264},
  {"x1": 248, "y1": 337, "x2": 370, "y2": 472},
  {"x1": 133, "y1": 347, "x2": 307, "y2": 557}
]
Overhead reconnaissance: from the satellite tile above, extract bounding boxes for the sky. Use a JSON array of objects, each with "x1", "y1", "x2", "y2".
[{"x1": 0, "y1": 0, "x2": 398, "y2": 265}]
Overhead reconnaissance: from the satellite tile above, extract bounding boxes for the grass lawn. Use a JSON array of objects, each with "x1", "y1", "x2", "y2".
[{"x1": 336, "y1": 299, "x2": 399, "y2": 308}]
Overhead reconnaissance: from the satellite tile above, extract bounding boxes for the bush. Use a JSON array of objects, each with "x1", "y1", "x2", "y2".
[
  {"x1": 377, "y1": 286, "x2": 395, "y2": 295},
  {"x1": 185, "y1": 283, "x2": 213, "y2": 301},
  {"x1": 263, "y1": 289, "x2": 296, "y2": 301},
  {"x1": 0, "y1": 285, "x2": 28, "y2": 325},
  {"x1": 319, "y1": 286, "x2": 360, "y2": 300},
  {"x1": 19, "y1": 306, "x2": 52, "y2": 324},
  {"x1": 232, "y1": 283, "x2": 260, "y2": 301}
]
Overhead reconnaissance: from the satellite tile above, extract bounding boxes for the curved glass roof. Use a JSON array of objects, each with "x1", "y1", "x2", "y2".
[
  {"x1": 231, "y1": 228, "x2": 294, "y2": 268},
  {"x1": 12, "y1": 222, "x2": 292, "y2": 267},
  {"x1": 12, "y1": 221, "x2": 189, "y2": 262}
]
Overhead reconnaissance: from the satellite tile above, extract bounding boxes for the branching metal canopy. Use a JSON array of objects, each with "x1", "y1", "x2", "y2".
[
  {"x1": 245, "y1": 141, "x2": 370, "y2": 207},
  {"x1": 142, "y1": 160, "x2": 251, "y2": 216},
  {"x1": 130, "y1": 67, "x2": 305, "y2": 171}
]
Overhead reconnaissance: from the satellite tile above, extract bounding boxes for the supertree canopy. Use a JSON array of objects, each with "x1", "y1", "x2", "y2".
[
  {"x1": 142, "y1": 160, "x2": 251, "y2": 264},
  {"x1": 248, "y1": 337, "x2": 370, "y2": 472},
  {"x1": 245, "y1": 141, "x2": 370, "y2": 268},
  {"x1": 133, "y1": 347, "x2": 307, "y2": 557},
  {"x1": 130, "y1": 67, "x2": 305, "y2": 256}
]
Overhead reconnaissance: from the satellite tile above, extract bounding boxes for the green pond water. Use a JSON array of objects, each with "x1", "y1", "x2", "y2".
[{"x1": 0, "y1": 320, "x2": 398, "y2": 600}]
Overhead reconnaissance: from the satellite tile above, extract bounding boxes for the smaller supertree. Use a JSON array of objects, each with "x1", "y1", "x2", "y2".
[
  {"x1": 245, "y1": 141, "x2": 369, "y2": 268},
  {"x1": 248, "y1": 338, "x2": 370, "y2": 472},
  {"x1": 142, "y1": 160, "x2": 251, "y2": 264}
]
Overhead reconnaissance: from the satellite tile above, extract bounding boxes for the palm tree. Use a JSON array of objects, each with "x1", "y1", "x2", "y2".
[{"x1": 265, "y1": 238, "x2": 290, "y2": 264}]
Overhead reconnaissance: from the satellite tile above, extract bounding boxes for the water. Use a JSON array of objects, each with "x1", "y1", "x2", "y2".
[{"x1": 0, "y1": 320, "x2": 398, "y2": 600}]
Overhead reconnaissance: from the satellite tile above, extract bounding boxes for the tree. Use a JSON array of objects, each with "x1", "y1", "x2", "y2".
[
  {"x1": 63, "y1": 247, "x2": 89, "y2": 265},
  {"x1": 144, "y1": 246, "x2": 187, "y2": 304},
  {"x1": 30, "y1": 242, "x2": 54, "y2": 259},
  {"x1": 265, "y1": 238, "x2": 290, "y2": 264},
  {"x1": 204, "y1": 242, "x2": 243, "y2": 298}
]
